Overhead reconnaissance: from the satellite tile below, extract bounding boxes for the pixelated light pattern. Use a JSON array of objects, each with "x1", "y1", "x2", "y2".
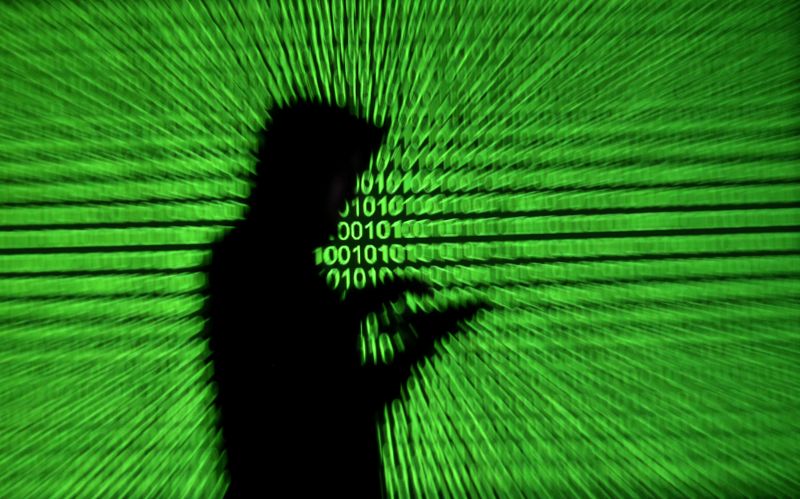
[{"x1": 1, "y1": 1, "x2": 799, "y2": 497}]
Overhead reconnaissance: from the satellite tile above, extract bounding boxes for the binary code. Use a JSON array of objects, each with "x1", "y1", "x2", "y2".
[{"x1": 2, "y1": 1, "x2": 799, "y2": 497}]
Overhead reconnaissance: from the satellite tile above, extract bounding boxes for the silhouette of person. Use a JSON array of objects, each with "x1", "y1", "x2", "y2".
[{"x1": 203, "y1": 99, "x2": 481, "y2": 498}]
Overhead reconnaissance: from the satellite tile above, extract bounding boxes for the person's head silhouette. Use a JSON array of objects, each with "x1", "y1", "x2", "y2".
[{"x1": 249, "y1": 100, "x2": 389, "y2": 249}]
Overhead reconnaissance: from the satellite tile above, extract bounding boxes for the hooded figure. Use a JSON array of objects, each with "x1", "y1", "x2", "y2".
[{"x1": 204, "y1": 99, "x2": 481, "y2": 498}]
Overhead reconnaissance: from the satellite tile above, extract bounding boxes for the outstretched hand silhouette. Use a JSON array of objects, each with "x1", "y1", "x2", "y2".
[{"x1": 204, "y1": 100, "x2": 483, "y2": 498}]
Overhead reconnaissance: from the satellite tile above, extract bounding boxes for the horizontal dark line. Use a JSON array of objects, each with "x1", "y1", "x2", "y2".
[
  {"x1": 463, "y1": 225, "x2": 800, "y2": 241},
  {"x1": 510, "y1": 294, "x2": 800, "y2": 312},
  {"x1": 539, "y1": 128, "x2": 800, "y2": 147},
  {"x1": 0, "y1": 314, "x2": 201, "y2": 328},
  {"x1": 0, "y1": 143, "x2": 800, "y2": 174},
  {"x1": 417, "y1": 179, "x2": 800, "y2": 195},
  {"x1": 366, "y1": 225, "x2": 800, "y2": 244},
  {"x1": 7, "y1": 272, "x2": 795, "y2": 302},
  {"x1": 0, "y1": 243, "x2": 212, "y2": 255},
  {"x1": 0, "y1": 177, "x2": 800, "y2": 208},
  {"x1": 0, "y1": 291, "x2": 199, "y2": 302},
  {"x1": 337, "y1": 253, "x2": 800, "y2": 274},
  {"x1": 446, "y1": 271, "x2": 800, "y2": 291},
  {"x1": 0, "y1": 146, "x2": 247, "y2": 173},
  {"x1": 430, "y1": 154, "x2": 800, "y2": 171},
  {"x1": 391, "y1": 201, "x2": 800, "y2": 220},
  {"x1": 0, "y1": 269, "x2": 206, "y2": 278},
  {"x1": 0, "y1": 195, "x2": 242, "y2": 209},
  {"x1": 0, "y1": 170, "x2": 248, "y2": 188},
  {"x1": 0, "y1": 226, "x2": 798, "y2": 255},
  {"x1": 3, "y1": 155, "x2": 800, "y2": 188},
  {"x1": 0, "y1": 220, "x2": 236, "y2": 231},
  {"x1": 2, "y1": 201, "x2": 798, "y2": 230},
  {"x1": 393, "y1": 249, "x2": 800, "y2": 267},
  {"x1": 0, "y1": 249, "x2": 797, "y2": 277}
]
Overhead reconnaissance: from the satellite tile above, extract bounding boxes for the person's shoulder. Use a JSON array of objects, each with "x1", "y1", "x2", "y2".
[
  {"x1": 208, "y1": 225, "x2": 248, "y2": 270},
  {"x1": 217, "y1": 219, "x2": 260, "y2": 248}
]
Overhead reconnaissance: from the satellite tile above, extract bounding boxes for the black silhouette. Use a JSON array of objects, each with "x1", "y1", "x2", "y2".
[{"x1": 203, "y1": 100, "x2": 481, "y2": 498}]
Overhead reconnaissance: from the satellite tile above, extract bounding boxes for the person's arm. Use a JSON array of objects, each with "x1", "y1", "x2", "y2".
[{"x1": 342, "y1": 278, "x2": 483, "y2": 409}]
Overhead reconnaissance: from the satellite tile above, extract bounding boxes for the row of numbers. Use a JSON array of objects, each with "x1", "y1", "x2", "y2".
[
  {"x1": 336, "y1": 220, "x2": 403, "y2": 241},
  {"x1": 337, "y1": 195, "x2": 404, "y2": 218},
  {"x1": 325, "y1": 267, "x2": 396, "y2": 290},
  {"x1": 319, "y1": 244, "x2": 407, "y2": 266},
  {"x1": 353, "y1": 170, "x2": 407, "y2": 195}
]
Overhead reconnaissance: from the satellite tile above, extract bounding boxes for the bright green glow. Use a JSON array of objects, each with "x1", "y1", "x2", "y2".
[
  {"x1": 1, "y1": 0, "x2": 799, "y2": 497},
  {"x1": 0, "y1": 250, "x2": 209, "y2": 273}
]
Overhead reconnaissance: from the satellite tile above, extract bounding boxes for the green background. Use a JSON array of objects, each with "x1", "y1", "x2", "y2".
[{"x1": 1, "y1": 0, "x2": 798, "y2": 496}]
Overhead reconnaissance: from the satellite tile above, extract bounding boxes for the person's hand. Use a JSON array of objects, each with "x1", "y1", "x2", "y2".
[
  {"x1": 341, "y1": 275, "x2": 485, "y2": 368},
  {"x1": 340, "y1": 274, "x2": 431, "y2": 317}
]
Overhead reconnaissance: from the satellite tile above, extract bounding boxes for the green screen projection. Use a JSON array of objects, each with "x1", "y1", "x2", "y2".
[{"x1": 1, "y1": 0, "x2": 799, "y2": 497}]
